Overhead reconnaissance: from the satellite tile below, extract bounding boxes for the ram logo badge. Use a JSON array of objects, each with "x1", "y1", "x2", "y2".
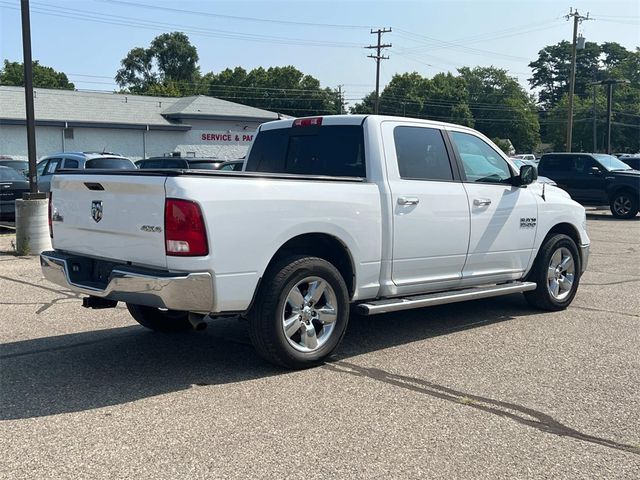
[
  {"x1": 91, "y1": 200, "x2": 103, "y2": 223},
  {"x1": 520, "y1": 217, "x2": 537, "y2": 228}
]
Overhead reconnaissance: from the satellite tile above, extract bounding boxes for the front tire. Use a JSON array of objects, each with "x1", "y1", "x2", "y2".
[
  {"x1": 248, "y1": 255, "x2": 350, "y2": 369},
  {"x1": 525, "y1": 234, "x2": 581, "y2": 311},
  {"x1": 126, "y1": 304, "x2": 192, "y2": 332},
  {"x1": 610, "y1": 191, "x2": 639, "y2": 219}
]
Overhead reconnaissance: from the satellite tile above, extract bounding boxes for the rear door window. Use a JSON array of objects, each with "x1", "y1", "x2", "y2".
[
  {"x1": 246, "y1": 125, "x2": 365, "y2": 177},
  {"x1": 63, "y1": 158, "x2": 79, "y2": 168},
  {"x1": 393, "y1": 126, "x2": 453, "y2": 181},
  {"x1": 541, "y1": 155, "x2": 571, "y2": 172}
]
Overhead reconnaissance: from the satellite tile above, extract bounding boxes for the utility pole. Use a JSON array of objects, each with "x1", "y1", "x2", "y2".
[
  {"x1": 366, "y1": 28, "x2": 392, "y2": 114},
  {"x1": 565, "y1": 8, "x2": 591, "y2": 152},
  {"x1": 16, "y1": 0, "x2": 51, "y2": 256},
  {"x1": 591, "y1": 79, "x2": 630, "y2": 154},
  {"x1": 337, "y1": 85, "x2": 344, "y2": 114},
  {"x1": 592, "y1": 85, "x2": 597, "y2": 152},
  {"x1": 20, "y1": 0, "x2": 38, "y2": 194}
]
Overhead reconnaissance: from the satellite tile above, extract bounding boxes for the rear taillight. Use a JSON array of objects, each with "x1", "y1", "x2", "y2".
[
  {"x1": 164, "y1": 199, "x2": 208, "y2": 256},
  {"x1": 48, "y1": 193, "x2": 53, "y2": 238},
  {"x1": 293, "y1": 117, "x2": 323, "y2": 127}
]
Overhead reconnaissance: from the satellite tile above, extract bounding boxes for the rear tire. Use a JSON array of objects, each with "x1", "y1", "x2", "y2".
[
  {"x1": 610, "y1": 190, "x2": 639, "y2": 219},
  {"x1": 248, "y1": 255, "x2": 350, "y2": 369},
  {"x1": 126, "y1": 304, "x2": 191, "y2": 332},
  {"x1": 524, "y1": 234, "x2": 581, "y2": 311}
]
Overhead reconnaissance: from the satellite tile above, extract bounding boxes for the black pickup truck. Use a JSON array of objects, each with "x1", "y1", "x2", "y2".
[{"x1": 538, "y1": 153, "x2": 640, "y2": 219}]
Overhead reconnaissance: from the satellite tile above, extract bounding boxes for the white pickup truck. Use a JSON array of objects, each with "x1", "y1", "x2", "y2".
[{"x1": 41, "y1": 115, "x2": 589, "y2": 368}]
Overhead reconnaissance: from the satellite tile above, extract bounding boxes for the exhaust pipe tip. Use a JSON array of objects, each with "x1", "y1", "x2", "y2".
[{"x1": 188, "y1": 313, "x2": 208, "y2": 331}]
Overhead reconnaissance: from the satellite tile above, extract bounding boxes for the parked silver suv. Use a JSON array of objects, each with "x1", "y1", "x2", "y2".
[{"x1": 37, "y1": 152, "x2": 136, "y2": 192}]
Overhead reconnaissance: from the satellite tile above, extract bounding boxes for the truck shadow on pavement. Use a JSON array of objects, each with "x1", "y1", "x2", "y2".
[
  {"x1": 2, "y1": 295, "x2": 533, "y2": 421},
  {"x1": 1, "y1": 294, "x2": 638, "y2": 456}
]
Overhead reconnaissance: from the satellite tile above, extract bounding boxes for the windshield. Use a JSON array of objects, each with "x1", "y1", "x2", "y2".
[
  {"x1": 0, "y1": 160, "x2": 28, "y2": 173},
  {"x1": 0, "y1": 167, "x2": 27, "y2": 181},
  {"x1": 85, "y1": 157, "x2": 136, "y2": 169},
  {"x1": 594, "y1": 154, "x2": 632, "y2": 171}
]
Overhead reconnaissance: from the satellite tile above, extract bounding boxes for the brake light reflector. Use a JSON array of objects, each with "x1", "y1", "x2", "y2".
[
  {"x1": 48, "y1": 193, "x2": 53, "y2": 238},
  {"x1": 164, "y1": 199, "x2": 208, "y2": 256},
  {"x1": 293, "y1": 117, "x2": 323, "y2": 127}
]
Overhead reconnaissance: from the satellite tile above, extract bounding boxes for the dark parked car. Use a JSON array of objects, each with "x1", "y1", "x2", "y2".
[
  {"x1": 0, "y1": 159, "x2": 29, "y2": 177},
  {"x1": 538, "y1": 153, "x2": 640, "y2": 218},
  {"x1": 618, "y1": 154, "x2": 640, "y2": 171},
  {"x1": 0, "y1": 166, "x2": 30, "y2": 220},
  {"x1": 136, "y1": 157, "x2": 226, "y2": 170}
]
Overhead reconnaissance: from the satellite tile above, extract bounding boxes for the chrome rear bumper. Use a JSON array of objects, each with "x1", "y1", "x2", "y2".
[{"x1": 40, "y1": 251, "x2": 214, "y2": 313}]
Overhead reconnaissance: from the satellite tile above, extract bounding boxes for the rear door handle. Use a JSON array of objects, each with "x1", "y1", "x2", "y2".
[
  {"x1": 398, "y1": 197, "x2": 419, "y2": 206},
  {"x1": 473, "y1": 198, "x2": 492, "y2": 206}
]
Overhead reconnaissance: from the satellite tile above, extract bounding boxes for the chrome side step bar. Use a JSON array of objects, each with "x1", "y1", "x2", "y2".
[{"x1": 356, "y1": 282, "x2": 537, "y2": 315}]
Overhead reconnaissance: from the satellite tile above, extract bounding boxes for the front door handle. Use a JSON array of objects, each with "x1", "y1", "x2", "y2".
[
  {"x1": 473, "y1": 198, "x2": 492, "y2": 206},
  {"x1": 398, "y1": 196, "x2": 419, "y2": 206}
]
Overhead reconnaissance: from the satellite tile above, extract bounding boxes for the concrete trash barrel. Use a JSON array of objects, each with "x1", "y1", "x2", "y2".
[{"x1": 15, "y1": 198, "x2": 52, "y2": 255}]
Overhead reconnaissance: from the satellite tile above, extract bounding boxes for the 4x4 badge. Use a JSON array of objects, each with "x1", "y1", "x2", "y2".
[{"x1": 91, "y1": 200, "x2": 103, "y2": 223}]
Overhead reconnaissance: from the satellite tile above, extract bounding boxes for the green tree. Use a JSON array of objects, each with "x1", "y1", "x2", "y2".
[
  {"x1": 459, "y1": 66, "x2": 540, "y2": 152},
  {"x1": 530, "y1": 42, "x2": 639, "y2": 152},
  {"x1": 350, "y1": 71, "x2": 474, "y2": 127},
  {"x1": 0, "y1": 60, "x2": 74, "y2": 89},
  {"x1": 115, "y1": 32, "x2": 199, "y2": 95},
  {"x1": 203, "y1": 65, "x2": 338, "y2": 117},
  {"x1": 528, "y1": 40, "x2": 602, "y2": 109}
]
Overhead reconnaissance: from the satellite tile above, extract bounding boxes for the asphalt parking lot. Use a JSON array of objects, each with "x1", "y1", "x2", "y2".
[{"x1": 1, "y1": 212, "x2": 639, "y2": 479}]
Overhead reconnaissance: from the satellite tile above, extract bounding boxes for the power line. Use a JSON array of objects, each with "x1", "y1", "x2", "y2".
[
  {"x1": 395, "y1": 29, "x2": 531, "y2": 62},
  {"x1": 95, "y1": 0, "x2": 373, "y2": 29},
  {"x1": 0, "y1": 1, "x2": 363, "y2": 49}
]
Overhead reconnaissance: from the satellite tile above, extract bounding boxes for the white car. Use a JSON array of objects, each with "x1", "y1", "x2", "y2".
[
  {"x1": 41, "y1": 115, "x2": 589, "y2": 368},
  {"x1": 513, "y1": 154, "x2": 537, "y2": 162},
  {"x1": 37, "y1": 151, "x2": 136, "y2": 192}
]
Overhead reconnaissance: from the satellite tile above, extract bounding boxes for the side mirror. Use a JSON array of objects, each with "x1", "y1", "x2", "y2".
[
  {"x1": 590, "y1": 166, "x2": 602, "y2": 175},
  {"x1": 516, "y1": 164, "x2": 537, "y2": 187}
]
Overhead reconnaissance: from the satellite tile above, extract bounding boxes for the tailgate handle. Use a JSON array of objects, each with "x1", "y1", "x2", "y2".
[{"x1": 84, "y1": 182, "x2": 105, "y2": 191}]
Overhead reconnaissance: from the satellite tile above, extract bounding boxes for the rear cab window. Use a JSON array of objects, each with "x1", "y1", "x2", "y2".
[
  {"x1": 85, "y1": 158, "x2": 136, "y2": 169},
  {"x1": 246, "y1": 121, "x2": 366, "y2": 178}
]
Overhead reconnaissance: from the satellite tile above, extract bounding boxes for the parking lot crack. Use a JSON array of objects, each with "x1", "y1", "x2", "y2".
[
  {"x1": 324, "y1": 360, "x2": 640, "y2": 456},
  {"x1": 0, "y1": 275, "x2": 81, "y2": 313},
  {"x1": 571, "y1": 305, "x2": 640, "y2": 318}
]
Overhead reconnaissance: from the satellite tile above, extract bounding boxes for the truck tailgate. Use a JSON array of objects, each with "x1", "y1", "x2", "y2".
[{"x1": 51, "y1": 174, "x2": 168, "y2": 268}]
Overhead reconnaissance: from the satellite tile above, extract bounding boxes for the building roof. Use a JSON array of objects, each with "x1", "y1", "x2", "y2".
[
  {"x1": 162, "y1": 95, "x2": 279, "y2": 121},
  {"x1": 0, "y1": 86, "x2": 279, "y2": 130}
]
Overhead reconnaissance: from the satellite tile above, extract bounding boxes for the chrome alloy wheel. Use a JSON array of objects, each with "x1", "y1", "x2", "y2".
[
  {"x1": 281, "y1": 276, "x2": 338, "y2": 353},
  {"x1": 547, "y1": 247, "x2": 576, "y2": 301},
  {"x1": 613, "y1": 195, "x2": 632, "y2": 216}
]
